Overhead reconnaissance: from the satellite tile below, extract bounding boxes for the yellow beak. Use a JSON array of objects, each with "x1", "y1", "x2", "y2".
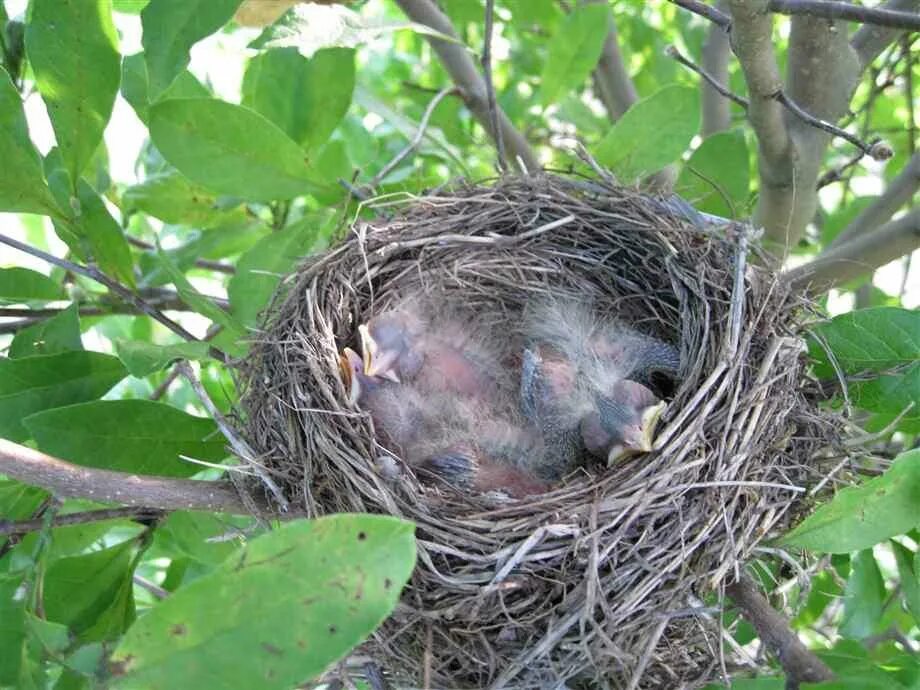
[{"x1": 358, "y1": 324, "x2": 400, "y2": 382}]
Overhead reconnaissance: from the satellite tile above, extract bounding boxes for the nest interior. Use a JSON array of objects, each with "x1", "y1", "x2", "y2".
[{"x1": 238, "y1": 175, "x2": 836, "y2": 689}]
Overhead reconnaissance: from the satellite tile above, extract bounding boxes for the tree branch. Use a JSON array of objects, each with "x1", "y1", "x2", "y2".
[
  {"x1": 851, "y1": 0, "x2": 920, "y2": 70},
  {"x1": 0, "y1": 438, "x2": 260, "y2": 514},
  {"x1": 827, "y1": 152, "x2": 920, "y2": 249},
  {"x1": 783, "y1": 207, "x2": 920, "y2": 293},
  {"x1": 591, "y1": 7, "x2": 638, "y2": 121},
  {"x1": 393, "y1": 0, "x2": 540, "y2": 172},
  {"x1": 481, "y1": 0, "x2": 507, "y2": 172},
  {"x1": 769, "y1": 0, "x2": 920, "y2": 30},
  {"x1": 701, "y1": 1, "x2": 733, "y2": 135},
  {"x1": 725, "y1": 574, "x2": 835, "y2": 688},
  {"x1": 0, "y1": 506, "x2": 165, "y2": 537}
]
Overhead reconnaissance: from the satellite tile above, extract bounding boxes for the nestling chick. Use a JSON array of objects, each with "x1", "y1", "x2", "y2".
[
  {"x1": 522, "y1": 299, "x2": 680, "y2": 467},
  {"x1": 358, "y1": 298, "x2": 506, "y2": 400},
  {"x1": 342, "y1": 347, "x2": 547, "y2": 498}
]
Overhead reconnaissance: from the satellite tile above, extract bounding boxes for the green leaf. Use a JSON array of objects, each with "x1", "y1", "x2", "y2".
[
  {"x1": 120, "y1": 53, "x2": 209, "y2": 124},
  {"x1": 155, "y1": 511, "x2": 253, "y2": 567},
  {"x1": 0, "y1": 267, "x2": 64, "y2": 304},
  {"x1": 149, "y1": 98, "x2": 318, "y2": 202},
  {"x1": 676, "y1": 130, "x2": 750, "y2": 218},
  {"x1": 808, "y1": 308, "x2": 920, "y2": 425},
  {"x1": 110, "y1": 514, "x2": 416, "y2": 689},
  {"x1": 9, "y1": 304, "x2": 83, "y2": 358},
  {"x1": 594, "y1": 85, "x2": 701, "y2": 182},
  {"x1": 781, "y1": 449, "x2": 920, "y2": 553},
  {"x1": 122, "y1": 168, "x2": 235, "y2": 228},
  {"x1": 0, "y1": 574, "x2": 28, "y2": 685},
  {"x1": 23, "y1": 399, "x2": 226, "y2": 477},
  {"x1": 0, "y1": 352, "x2": 126, "y2": 442},
  {"x1": 242, "y1": 47, "x2": 355, "y2": 154},
  {"x1": 892, "y1": 540, "x2": 920, "y2": 628},
  {"x1": 808, "y1": 307, "x2": 920, "y2": 378},
  {"x1": 26, "y1": 0, "x2": 120, "y2": 187},
  {"x1": 114, "y1": 0, "x2": 150, "y2": 12},
  {"x1": 155, "y1": 247, "x2": 246, "y2": 349},
  {"x1": 539, "y1": 3, "x2": 609, "y2": 107},
  {"x1": 851, "y1": 363, "x2": 920, "y2": 422},
  {"x1": 250, "y1": 3, "x2": 457, "y2": 56},
  {"x1": 0, "y1": 68, "x2": 60, "y2": 215},
  {"x1": 46, "y1": 172, "x2": 137, "y2": 289},
  {"x1": 44, "y1": 540, "x2": 137, "y2": 642},
  {"x1": 115, "y1": 340, "x2": 211, "y2": 377},
  {"x1": 141, "y1": 0, "x2": 242, "y2": 100},
  {"x1": 840, "y1": 549, "x2": 885, "y2": 639},
  {"x1": 229, "y1": 217, "x2": 326, "y2": 328}
]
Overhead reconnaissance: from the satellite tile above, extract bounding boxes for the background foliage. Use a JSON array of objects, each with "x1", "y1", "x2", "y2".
[{"x1": 0, "y1": 0, "x2": 917, "y2": 687}]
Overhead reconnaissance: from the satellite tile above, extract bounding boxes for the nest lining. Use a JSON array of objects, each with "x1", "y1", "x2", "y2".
[{"x1": 237, "y1": 175, "x2": 839, "y2": 688}]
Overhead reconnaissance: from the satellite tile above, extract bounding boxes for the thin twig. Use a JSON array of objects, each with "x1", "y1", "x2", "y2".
[
  {"x1": 133, "y1": 574, "x2": 170, "y2": 600},
  {"x1": 177, "y1": 362, "x2": 290, "y2": 509},
  {"x1": 481, "y1": 0, "x2": 507, "y2": 172},
  {"x1": 774, "y1": 90, "x2": 892, "y2": 159},
  {"x1": 0, "y1": 506, "x2": 165, "y2": 537},
  {"x1": 367, "y1": 87, "x2": 458, "y2": 189},
  {"x1": 665, "y1": 45, "x2": 749, "y2": 109},
  {"x1": 0, "y1": 233, "x2": 201, "y2": 346},
  {"x1": 668, "y1": 0, "x2": 732, "y2": 28}
]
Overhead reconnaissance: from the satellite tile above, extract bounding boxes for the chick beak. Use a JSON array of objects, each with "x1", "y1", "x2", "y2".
[
  {"x1": 606, "y1": 401, "x2": 667, "y2": 466},
  {"x1": 638, "y1": 400, "x2": 667, "y2": 451},
  {"x1": 358, "y1": 324, "x2": 400, "y2": 382},
  {"x1": 340, "y1": 348, "x2": 363, "y2": 405}
]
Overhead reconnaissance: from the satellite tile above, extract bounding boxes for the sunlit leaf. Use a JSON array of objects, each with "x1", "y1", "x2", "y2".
[
  {"x1": 44, "y1": 540, "x2": 137, "y2": 642},
  {"x1": 120, "y1": 52, "x2": 209, "y2": 124},
  {"x1": 808, "y1": 307, "x2": 920, "y2": 378},
  {"x1": 24, "y1": 399, "x2": 226, "y2": 477},
  {"x1": 115, "y1": 340, "x2": 212, "y2": 377},
  {"x1": 676, "y1": 129, "x2": 750, "y2": 218},
  {"x1": 839, "y1": 549, "x2": 885, "y2": 639},
  {"x1": 892, "y1": 540, "x2": 920, "y2": 628},
  {"x1": 141, "y1": 0, "x2": 242, "y2": 100},
  {"x1": 26, "y1": 0, "x2": 120, "y2": 187},
  {"x1": 0, "y1": 267, "x2": 64, "y2": 304},
  {"x1": 0, "y1": 69, "x2": 60, "y2": 215},
  {"x1": 228, "y1": 216, "x2": 326, "y2": 328},
  {"x1": 149, "y1": 98, "x2": 318, "y2": 202},
  {"x1": 242, "y1": 47, "x2": 355, "y2": 154},
  {"x1": 250, "y1": 3, "x2": 458, "y2": 57},
  {"x1": 594, "y1": 85, "x2": 700, "y2": 182},
  {"x1": 0, "y1": 352, "x2": 126, "y2": 442},
  {"x1": 539, "y1": 3, "x2": 609, "y2": 107},
  {"x1": 110, "y1": 515, "x2": 415, "y2": 689},
  {"x1": 122, "y1": 168, "x2": 238, "y2": 228},
  {"x1": 9, "y1": 304, "x2": 83, "y2": 359},
  {"x1": 781, "y1": 450, "x2": 920, "y2": 553}
]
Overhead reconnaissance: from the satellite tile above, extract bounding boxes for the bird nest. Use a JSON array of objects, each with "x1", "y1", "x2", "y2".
[{"x1": 236, "y1": 175, "x2": 839, "y2": 688}]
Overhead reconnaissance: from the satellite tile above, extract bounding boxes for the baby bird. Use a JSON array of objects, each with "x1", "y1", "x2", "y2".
[
  {"x1": 521, "y1": 299, "x2": 680, "y2": 468},
  {"x1": 341, "y1": 346, "x2": 547, "y2": 499},
  {"x1": 358, "y1": 298, "x2": 504, "y2": 400}
]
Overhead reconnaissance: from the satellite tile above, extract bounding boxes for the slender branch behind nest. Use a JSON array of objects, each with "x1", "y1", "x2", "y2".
[{"x1": 725, "y1": 574, "x2": 834, "y2": 688}]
